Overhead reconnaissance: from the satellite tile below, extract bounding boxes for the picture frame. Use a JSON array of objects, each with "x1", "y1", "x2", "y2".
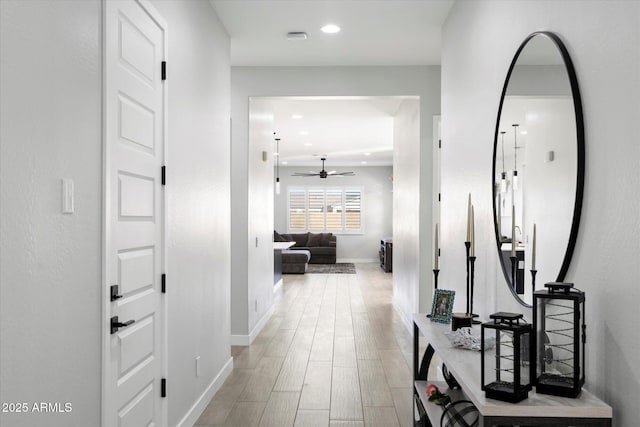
[{"x1": 430, "y1": 289, "x2": 455, "y2": 324}]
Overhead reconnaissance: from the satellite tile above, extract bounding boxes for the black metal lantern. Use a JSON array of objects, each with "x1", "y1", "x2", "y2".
[
  {"x1": 533, "y1": 282, "x2": 585, "y2": 398},
  {"x1": 481, "y1": 312, "x2": 533, "y2": 403}
]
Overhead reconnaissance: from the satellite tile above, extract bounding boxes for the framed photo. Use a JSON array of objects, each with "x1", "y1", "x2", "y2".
[{"x1": 430, "y1": 289, "x2": 455, "y2": 324}]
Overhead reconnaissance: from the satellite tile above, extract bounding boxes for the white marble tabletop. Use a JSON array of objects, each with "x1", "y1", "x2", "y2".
[{"x1": 273, "y1": 241, "x2": 295, "y2": 250}]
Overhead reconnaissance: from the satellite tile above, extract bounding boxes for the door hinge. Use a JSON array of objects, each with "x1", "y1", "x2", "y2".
[
  {"x1": 161, "y1": 166, "x2": 166, "y2": 185},
  {"x1": 438, "y1": 193, "x2": 441, "y2": 202},
  {"x1": 161, "y1": 273, "x2": 166, "y2": 294},
  {"x1": 161, "y1": 378, "x2": 167, "y2": 398},
  {"x1": 438, "y1": 139, "x2": 441, "y2": 148},
  {"x1": 161, "y1": 61, "x2": 167, "y2": 81}
]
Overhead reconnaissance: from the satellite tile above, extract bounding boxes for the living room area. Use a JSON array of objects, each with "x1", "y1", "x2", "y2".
[{"x1": 265, "y1": 97, "x2": 400, "y2": 280}]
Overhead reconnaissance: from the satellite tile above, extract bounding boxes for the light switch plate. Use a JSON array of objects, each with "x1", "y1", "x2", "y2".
[{"x1": 62, "y1": 178, "x2": 74, "y2": 214}]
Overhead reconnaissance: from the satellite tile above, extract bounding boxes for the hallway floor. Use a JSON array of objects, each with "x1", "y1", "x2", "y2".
[{"x1": 196, "y1": 263, "x2": 416, "y2": 427}]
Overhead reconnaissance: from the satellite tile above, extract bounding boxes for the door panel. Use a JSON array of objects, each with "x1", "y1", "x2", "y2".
[{"x1": 105, "y1": 1, "x2": 166, "y2": 425}]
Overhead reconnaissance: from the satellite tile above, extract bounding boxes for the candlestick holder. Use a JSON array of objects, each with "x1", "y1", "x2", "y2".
[
  {"x1": 530, "y1": 269, "x2": 537, "y2": 298},
  {"x1": 468, "y1": 256, "x2": 481, "y2": 324},
  {"x1": 510, "y1": 255, "x2": 518, "y2": 295},
  {"x1": 426, "y1": 269, "x2": 441, "y2": 318},
  {"x1": 465, "y1": 241, "x2": 471, "y2": 314}
]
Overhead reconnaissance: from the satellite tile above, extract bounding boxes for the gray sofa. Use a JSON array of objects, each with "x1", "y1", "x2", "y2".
[{"x1": 275, "y1": 231, "x2": 337, "y2": 273}]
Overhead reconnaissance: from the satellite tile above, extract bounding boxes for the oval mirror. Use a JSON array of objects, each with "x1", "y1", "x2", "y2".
[{"x1": 492, "y1": 31, "x2": 584, "y2": 306}]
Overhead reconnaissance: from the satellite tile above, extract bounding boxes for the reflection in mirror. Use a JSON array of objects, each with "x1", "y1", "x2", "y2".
[{"x1": 493, "y1": 32, "x2": 584, "y2": 306}]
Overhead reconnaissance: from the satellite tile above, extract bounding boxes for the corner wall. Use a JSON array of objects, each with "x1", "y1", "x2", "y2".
[
  {"x1": 149, "y1": 1, "x2": 232, "y2": 425},
  {"x1": 441, "y1": 1, "x2": 639, "y2": 423},
  {"x1": 231, "y1": 66, "x2": 441, "y2": 337}
]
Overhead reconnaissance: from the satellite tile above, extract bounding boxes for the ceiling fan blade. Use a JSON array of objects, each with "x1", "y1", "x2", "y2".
[
  {"x1": 332, "y1": 172, "x2": 354, "y2": 176},
  {"x1": 292, "y1": 172, "x2": 320, "y2": 176},
  {"x1": 327, "y1": 171, "x2": 337, "y2": 174}
]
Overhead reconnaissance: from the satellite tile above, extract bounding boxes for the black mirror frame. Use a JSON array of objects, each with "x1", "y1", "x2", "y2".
[{"x1": 491, "y1": 31, "x2": 585, "y2": 307}]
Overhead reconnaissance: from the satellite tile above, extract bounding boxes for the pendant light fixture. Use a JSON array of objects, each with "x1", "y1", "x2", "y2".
[
  {"x1": 500, "y1": 131, "x2": 507, "y2": 193},
  {"x1": 275, "y1": 137, "x2": 281, "y2": 195},
  {"x1": 511, "y1": 123, "x2": 520, "y2": 191},
  {"x1": 512, "y1": 124, "x2": 519, "y2": 191}
]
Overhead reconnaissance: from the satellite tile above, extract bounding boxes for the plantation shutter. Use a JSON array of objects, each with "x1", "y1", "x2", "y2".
[
  {"x1": 345, "y1": 190, "x2": 362, "y2": 231},
  {"x1": 308, "y1": 189, "x2": 325, "y2": 230},
  {"x1": 289, "y1": 189, "x2": 307, "y2": 230},
  {"x1": 325, "y1": 189, "x2": 343, "y2": 231}
]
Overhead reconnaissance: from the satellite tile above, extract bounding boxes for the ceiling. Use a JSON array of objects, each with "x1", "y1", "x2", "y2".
[
  {"x1": 210, "y1": 0, "x2": 454, "y2": 66},
  {"x1": 214, "y1": 1, "x2": 452, "y2": 167},
  {"x1": 252, "y1": 96, "x2": 415, "y2": 167}
]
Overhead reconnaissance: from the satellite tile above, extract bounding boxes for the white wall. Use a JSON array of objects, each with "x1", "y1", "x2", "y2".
[
  {"x1": 441, "y1": 1, "x2": 639, "y2": 423},
  {"x1": 0, "y1": 1, "x2": 231, "y2": 426},
  {"x1": 149, "y1": 1, "x2": 232, "y2": 425},
  {"x1": 274, "y1": 166, "x2": 393, "y2": 262},
  {"x1": 0, "y1": 2, "x2": 102, "y2": 426},
  {"x1": 393, "y1": 99, "x2": 426, "y2": 318},
  {"x1": 231, "y1": 66, "x2": 441, "y2": 338}
]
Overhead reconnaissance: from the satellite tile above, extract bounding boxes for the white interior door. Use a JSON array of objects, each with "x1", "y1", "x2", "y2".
[{"x1": 104, "y1": 1, "x2": 166, "y2": 426}]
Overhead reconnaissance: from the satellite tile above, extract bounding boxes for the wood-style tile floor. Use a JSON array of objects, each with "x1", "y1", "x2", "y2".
[{"x1": 196, "y1": 263, "x2": 415, "y2": 427}]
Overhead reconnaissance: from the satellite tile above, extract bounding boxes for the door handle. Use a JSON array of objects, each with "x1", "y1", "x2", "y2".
[
  {"x1": 110, "y1": 285, "x2": 123, "y2": 301},
  {"x1": 110, "y1": 316, "x2": 135, "y2": 334}
]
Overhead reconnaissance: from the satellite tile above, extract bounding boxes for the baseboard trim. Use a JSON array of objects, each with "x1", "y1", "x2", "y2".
[
  {"x1": 336, "y1": 258, "x2": 377, "y2": 263},
  {"x1": 273, "y1": 279, "x2": 283, "y2": 293},
  {"x1": 175, "y1": 356, "x2": 233, "y2": 427},
  {"x1": 230, "y1": 304, "x2": 274, "y2": 346}
]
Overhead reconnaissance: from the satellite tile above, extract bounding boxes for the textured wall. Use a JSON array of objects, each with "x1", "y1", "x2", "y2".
[
  {"x1": 149, "y1": 1, "x2": 231, "y2": 425},
  {"x1": 441, "y1": 1, "x2": 639, "y2": 423},
  {"x1": 0, "y1": 1, "x2": 102, "y2": 426}
]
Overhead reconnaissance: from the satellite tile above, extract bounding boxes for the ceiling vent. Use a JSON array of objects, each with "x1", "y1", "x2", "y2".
[{"x1": 287, "y1": 32, "x2": 308, "y2": 41}]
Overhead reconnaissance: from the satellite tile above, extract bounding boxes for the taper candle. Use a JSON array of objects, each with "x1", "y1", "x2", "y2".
[
  {"x1": 470, "y1": 206, "x2": 475, "y2": 257},
  {"x1": 466, "y1": 194, "x2": 471, "y2": 241},
  {"x1": 511, "y1": 205, "x2": 516, "y2": 257},
  {"x1": 434, "y1": 223, "x2": 439, "y2": 269},
  {"x1": 532, "y1": 223, "x2": 537, "y2": 270}
]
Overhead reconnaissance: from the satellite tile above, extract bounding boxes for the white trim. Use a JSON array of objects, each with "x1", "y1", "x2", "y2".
[
  {"x1": 273, "y1": 278, "x2": 283, "y2": 293},
  {"x1": 175, "y1": 357, "x2": 233, "y2": 427},
  {"x1": 337, "y1": 258, "x2": 378, "y2": 264},
  {"x1": 230, "y1": 305, "x2": 274, "y2": 346}
]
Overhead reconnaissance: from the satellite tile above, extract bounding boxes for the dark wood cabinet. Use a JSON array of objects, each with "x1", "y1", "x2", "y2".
[{"x1": 380, "y1": 238, "x2": 392, "y2": 273}]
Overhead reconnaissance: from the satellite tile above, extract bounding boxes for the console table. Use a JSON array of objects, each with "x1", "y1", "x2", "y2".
[{"x1": 412, "y1": 313, "x2": 612, "y2": 426}]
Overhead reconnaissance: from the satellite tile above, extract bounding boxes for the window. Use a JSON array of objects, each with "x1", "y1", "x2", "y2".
[{"x1": 287, "y1": 187, "x2": 363, "y2": 233}]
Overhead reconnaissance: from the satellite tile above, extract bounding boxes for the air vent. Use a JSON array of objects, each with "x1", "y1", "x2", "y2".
[{"x1": 287, "y1": 32, "x2": 308, "y2": 40}]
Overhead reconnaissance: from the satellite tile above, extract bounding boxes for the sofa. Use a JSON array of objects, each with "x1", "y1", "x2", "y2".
[{"x1": 275, "y1": 231, "x2": 337, "y2": 273}]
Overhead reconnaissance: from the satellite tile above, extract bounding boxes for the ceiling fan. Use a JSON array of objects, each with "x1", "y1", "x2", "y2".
[{"x1": 292, "y1": 157, "x2": 355, "y2": 179}]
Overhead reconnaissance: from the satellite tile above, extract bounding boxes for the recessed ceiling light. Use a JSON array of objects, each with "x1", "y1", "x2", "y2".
[
  {"x1": 273, "y1": 152, "x2": 279, "y2": 156},
  {"x1": 520, "y1": 130, "x2": 528, "y2": 135},
  {"x1": 361, "y1": 161, "x2": 367, "y2": 165},
  {"x1": 292, "y1": 114, "x2": 303, "y2": 119},
  {"x1": 299, "y1": 131, "x2": 309, "y2": 135},
  {"x1": 364, "y1": 152, "x2": 371, "y2": 156},
  {"x1": 304, "y1": 143, "x2": 312, "y2": 146},
  {"x1": 321, "y1": 24, "x2": 340, "y2": 34},
  {"x1": 282, "y1": 161, "x2": 288, "y2": 165}
]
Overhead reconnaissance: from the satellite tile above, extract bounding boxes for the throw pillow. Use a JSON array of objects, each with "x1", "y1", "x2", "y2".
[
  {"x1": 274, "y1": 230, "x2": 286, "y2": 242},
  {"x1": 281, "y1": 233, "x2": 294, "y2": 244},
  {"x1": 321, "y1": 232, "x2": 333, "y2": 246},
  {"x1": 307, "y1": 233, "x2": 323, "y2": 247}
]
